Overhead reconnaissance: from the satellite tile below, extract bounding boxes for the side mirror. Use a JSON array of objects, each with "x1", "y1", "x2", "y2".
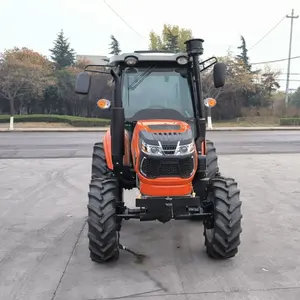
[
  {"x1": 75, "y1": 72, "x2": 91, "y2": 94},
  {"x1": 213, "y1": 63, "x2": 226, "y2": 88}
]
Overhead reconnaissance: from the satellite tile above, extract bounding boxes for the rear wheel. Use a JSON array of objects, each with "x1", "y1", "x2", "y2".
[
  {"x1": 204, "y1": 176, "x2": 242, "y2": 259},
  {"x1": 87, "y1": 177, "x2": 120, "y2": 263}
]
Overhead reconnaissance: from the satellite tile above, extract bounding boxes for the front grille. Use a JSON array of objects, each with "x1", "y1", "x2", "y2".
[
  {"x1": 162, "y1": 145, "x2": 177, "y2": 155},
  {"x1": 140, "y1": 156, "x2": 194, "y2": 178}
]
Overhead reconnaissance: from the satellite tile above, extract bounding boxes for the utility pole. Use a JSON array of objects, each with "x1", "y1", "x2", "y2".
[{"x1": 285, "y1": 9, "x2": 299, "y2": 105}]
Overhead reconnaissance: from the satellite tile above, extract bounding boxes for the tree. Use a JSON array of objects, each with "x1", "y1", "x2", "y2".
[
  {"x1": 289, "y1": 86, "x2": 300, "y2": 107},
  {"x1": 236, "y1": 36, "x2": 251, "y2": 72},
  {"x1": 261, "y1": 66, "x2": 280, "y2": 98},
  {"x1": 49, "y1": 29, "x2": 76, "y2": 68},
  {"x1": 109, "y1": 35, "x2": 121, "y2": 55},
  {"x1": 149, "y1": 24, "x2": 193, "y2": 52},
  {"x1": 164, "y1": 29, "x2": 180, "y2": 52},
  {"x1": 0, "y1": 47, "x2": 54, "y2": 115}
]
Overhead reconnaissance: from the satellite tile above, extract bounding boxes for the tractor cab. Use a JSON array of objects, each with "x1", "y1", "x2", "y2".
[{"x1": 75, "y1": 39, "x2": 226, "y2": 150}]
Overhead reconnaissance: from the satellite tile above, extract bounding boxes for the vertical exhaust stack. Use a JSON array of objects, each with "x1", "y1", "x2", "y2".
[
  {"x1": 110, "y1": 69, "x2": 125, "y2": 173},
  {"x1": 185, "y1": 39, "x2": 206, "y2": 145}
]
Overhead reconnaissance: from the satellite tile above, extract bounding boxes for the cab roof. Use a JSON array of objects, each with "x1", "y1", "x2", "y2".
[{"x1": 108, "y1": 51, "x2": 189, "y2": 66}]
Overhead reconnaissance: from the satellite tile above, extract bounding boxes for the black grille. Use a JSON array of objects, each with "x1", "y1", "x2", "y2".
[
  {"x1": 162, "y1": 145, "x2": 177, "y2": 155},
  {"x1": 140, "y1": 156, "x2": 194, "y2": 178}
]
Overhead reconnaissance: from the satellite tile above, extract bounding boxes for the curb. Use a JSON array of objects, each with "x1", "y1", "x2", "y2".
[{"x1": 1, "y1": 127, "x2": 300, "y2": 132}]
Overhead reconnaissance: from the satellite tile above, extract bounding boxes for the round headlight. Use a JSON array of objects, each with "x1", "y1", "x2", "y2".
[
  {"x1": 180, "y1": 145, "x2": 188, "y2": 153},
  {"x1": 150, "y1": 146, "x2": 159, "y2": 154},
  {"x1": 177, "y1": 56, "x2": 189, "y2": 65},
  {"x1": 125, "y1": 56, "x2": 138, "y2": 66}
]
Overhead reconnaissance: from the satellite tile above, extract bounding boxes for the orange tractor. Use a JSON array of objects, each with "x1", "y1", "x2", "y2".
[{"x1": 75, "y1": 38, "x2": 243, "y2": 263}]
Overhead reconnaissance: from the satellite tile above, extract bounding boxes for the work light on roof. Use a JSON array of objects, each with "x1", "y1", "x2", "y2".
[
  {"x1": 125, "y1": 56, "x2": 138, "y2": 66},
  {"x1": 176, "y1": 56, "x2": 189, "y2": 65}
]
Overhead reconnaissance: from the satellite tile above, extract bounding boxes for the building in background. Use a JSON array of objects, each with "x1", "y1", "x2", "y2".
[{"x1": 76, "y1": 55, "x2": 109, "y2": 64}]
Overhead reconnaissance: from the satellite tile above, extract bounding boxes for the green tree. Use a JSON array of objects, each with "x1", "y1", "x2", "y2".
[
  {"x1": 236, "y1": 36, "x2": 251, "y2": 72},
  {"x1": 261, "y1": 66, "x2": 281, "y2": 98},
  {"x1": 289, "y1": 86, "x2": 300, "y2": 107},
  {"x1": 164, "y1": 29, "x2": 180, "y2": 52},
  {"x1": 109, "y1": 35, "x2": 121, "y2": 55},
  {"x1": 49, "y1": 29, "x2": 76, "y2": 68},
  {"x1": 149, "y1": 24, "x2": 193, "y2": 52}
]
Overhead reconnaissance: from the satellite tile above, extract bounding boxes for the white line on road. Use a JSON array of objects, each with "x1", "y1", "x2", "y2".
[{"x1": 0, "y1": 148, "x2": 78, "y2": 152}]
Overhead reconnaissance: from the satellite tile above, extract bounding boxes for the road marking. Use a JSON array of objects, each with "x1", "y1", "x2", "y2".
[{"x1": 0, "y1": 148, "x2": 78, "y2": 152}]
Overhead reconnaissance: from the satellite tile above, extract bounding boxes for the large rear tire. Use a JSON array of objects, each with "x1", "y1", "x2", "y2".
[
  {"x1": 87, "y1": 177, "x2": 120, "y2": 263},
  {"x1": 204, "y1": 176, "x2": 242, "y2": 259}
]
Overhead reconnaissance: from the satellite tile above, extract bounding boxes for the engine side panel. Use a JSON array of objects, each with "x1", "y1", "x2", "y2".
[
  {"x1": 103, "y1": 128, "x2": 131, "y2": 170},
  {"x1": 131, "y1": 120, "x2": 198, "y2": 197}
]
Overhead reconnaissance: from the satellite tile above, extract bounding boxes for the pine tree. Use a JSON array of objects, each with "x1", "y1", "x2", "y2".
[
  {"x1": 236, "y1": 35, "x2": 251, "y2": 71},
  {"x1": 49, "y1": 29, "x2": 76, "y2": 68},
  {"x1": 149, "y1": 24, "x2": 192, "y2": 52},
  {"x1": 109, "y1": 35, "x2": 121, "y2": 55}
]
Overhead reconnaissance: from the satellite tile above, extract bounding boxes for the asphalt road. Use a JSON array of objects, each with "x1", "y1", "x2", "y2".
[
  {"x1": 1, "y1": 131, "x2": 300, "y2": 299},
  {"x1": 0, "y1": 130, "x2": 300, "y2": 158}
]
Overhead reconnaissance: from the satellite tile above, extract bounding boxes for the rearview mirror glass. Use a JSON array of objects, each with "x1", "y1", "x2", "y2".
[
  {"x1": 213, "y1": 63, "x2": 226, "y2": 88},
  {"x1": 75, "y1": 72, "x2": 91, "y2": 94}
]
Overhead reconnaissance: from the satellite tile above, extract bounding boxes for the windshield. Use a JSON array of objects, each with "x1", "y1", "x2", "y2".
[{"x1": 121, "y1": 67, "x2": 194, "y2": 119}]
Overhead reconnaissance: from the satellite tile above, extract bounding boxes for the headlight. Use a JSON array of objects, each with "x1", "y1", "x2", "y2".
[
  {"x1": 176, "y1": 56, "x2": 189, "y2": 65},
  {"x1": 174, "y1": 142, "x2": 195, "y2": 155},
  {"x1": 141, "y1": 140, "x2": 195, "y2": 156},
  {"x1": 141, "y1": 140, "x2": 163, "y2": 156},
  {"x1": 124, "y1": 56, "x2": 138, "y2": 66}
]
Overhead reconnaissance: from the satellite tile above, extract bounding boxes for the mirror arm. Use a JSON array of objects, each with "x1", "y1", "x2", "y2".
[
  {"x1": 84, "y1": 64, "x2": 110, "y2": 70},
  {"x1": 84, "y1": 64, "x2": 112, "y2": 75},
  {"x1": 200, "y1": 61, "x2": 217, "y2": 72},
  {"x1": 85, "y1": 69, "x2": 110, "y2": 75},
  {"x1": 199, "y1": 57, "x2": 218, "y2": 72}
]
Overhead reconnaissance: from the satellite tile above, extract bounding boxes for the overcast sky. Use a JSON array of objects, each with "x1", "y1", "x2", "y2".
[{"x1": 1, "y1": 0, "x2": 300, "y2": 90}]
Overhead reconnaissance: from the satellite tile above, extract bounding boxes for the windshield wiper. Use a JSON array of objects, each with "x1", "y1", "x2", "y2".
[{"x1": 128, "y1": 65, "x2": 155, "y2": 90}]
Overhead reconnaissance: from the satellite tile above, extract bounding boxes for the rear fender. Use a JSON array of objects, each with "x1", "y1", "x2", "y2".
[{"x1": 103, "y1": 129, "x2": 131, "y2": 170}]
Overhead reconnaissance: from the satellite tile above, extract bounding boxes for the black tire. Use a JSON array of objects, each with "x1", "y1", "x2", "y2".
[
  {"x1": 206, "y1": 140, "x2": 219, "y2": 178},
  {"x1": 204, "y1": 176, "x2": 242, "y2": 259},
  {"x1": 190, "y1": 140, "x2": 219, "y2": 221},
  {"x1": 91, "y1": 142, "x2": 112, "y2": 179},
  {"x1": 91, "y1": 142, "x2": 124, "y2": 200},
  {"x1": 87, "y1": 177, "x2": 120, "y2": 263}
]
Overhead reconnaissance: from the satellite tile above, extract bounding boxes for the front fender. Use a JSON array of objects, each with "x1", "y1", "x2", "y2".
[{"x1": 102, "y1": 129, "x2": 131, "y2": 170}]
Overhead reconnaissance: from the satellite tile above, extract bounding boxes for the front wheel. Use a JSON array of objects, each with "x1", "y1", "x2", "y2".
[
  {"x1": 87, "y1": 177, "x2": 120, "y2": 263},
  {"x1": 204, "y1": 176, "x2": 243, "y2": 259}
]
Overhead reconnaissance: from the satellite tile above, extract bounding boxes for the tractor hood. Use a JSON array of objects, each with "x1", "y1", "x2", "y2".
[{"x1": 137, "y1": 120, "x2": 193, "y2": 146}]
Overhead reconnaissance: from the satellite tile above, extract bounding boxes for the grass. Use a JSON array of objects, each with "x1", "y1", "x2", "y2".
[
  {"x1": 0, "y1": 114, "x2": 110, "y2": 127},
  {"x1": 0, "y1": 122, "x2": 73, "y2": 128},
  {"x1": 213, "y1": 116, "x2": 281, "y2": 127},
  {"x1": 0, "y1": 114, "x2": 298, "y2": 128}
]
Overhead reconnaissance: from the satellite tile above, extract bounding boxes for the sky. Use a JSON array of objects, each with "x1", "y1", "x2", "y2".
[{"x1": 0, "y1": 0, "x2": 300, "y2": 91}]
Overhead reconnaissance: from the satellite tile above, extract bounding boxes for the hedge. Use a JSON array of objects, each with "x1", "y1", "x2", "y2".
[
  {"x1": 280, "y1": 118, "x2": 300, "y2": 126},
  {"x1": 0, "y1": 114, "x2": 110, "y2": 127}
]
